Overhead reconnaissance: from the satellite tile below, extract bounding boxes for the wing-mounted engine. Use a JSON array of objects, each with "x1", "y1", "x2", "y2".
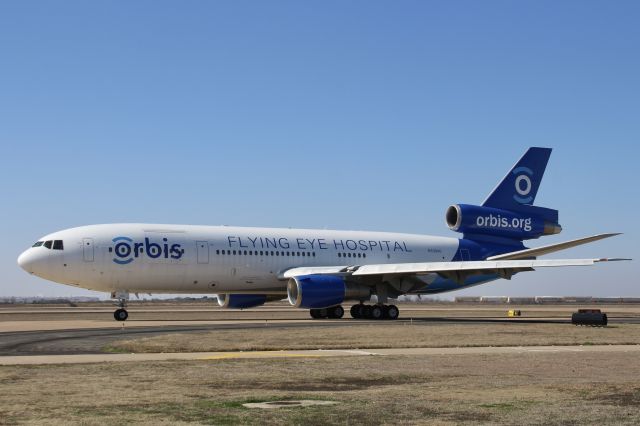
[
  {"x1": 446, "y1": 204, "x2": 561, "y2": 240},
  {"x1": 287, "y1": 274, "x2": 371, "y2": 309}
]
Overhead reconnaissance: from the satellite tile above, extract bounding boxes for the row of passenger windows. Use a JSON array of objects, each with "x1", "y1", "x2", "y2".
[
  {"x1": 217, "y1": 249, "x2": 316, "y2": 257},
  {"x1": 215, "y1": 249, "x2": 368, "y2": 259},
  {"x1": 338, "y1": 252, "x2": 367, "y2": 258},
  {"x1": 32, "y1": 240, "x2": 64, "y2": 250}
]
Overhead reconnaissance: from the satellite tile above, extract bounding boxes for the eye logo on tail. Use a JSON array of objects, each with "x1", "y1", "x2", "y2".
[{"x1": 512, "y1": 166, "x2": 533, "y2": 204}]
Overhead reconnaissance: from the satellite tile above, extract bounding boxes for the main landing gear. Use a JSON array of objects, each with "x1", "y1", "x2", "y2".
[
  {"x1": 350, "y1": 303, "x2": 399, "y2": 320},
  {"x1": 111, "y1": 291, "x2": 129, "y2": 321},
  {"x1": 309, "y1": 305, "x2": 345, "y2": 319},
  {"x1": 309, "y1": 304, "x2": 400, "y2": 320}
]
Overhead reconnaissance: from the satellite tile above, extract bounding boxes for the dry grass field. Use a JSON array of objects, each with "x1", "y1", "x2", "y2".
[
  {"x1": 2, "y1": 304, "x2": 639, "y2": 424},
  {"x1": 1, "y1": 351, "x2": 639, "y2": 425},
  {"x1": 106, "y1": 322, "x2": 640, "y2": 353}
]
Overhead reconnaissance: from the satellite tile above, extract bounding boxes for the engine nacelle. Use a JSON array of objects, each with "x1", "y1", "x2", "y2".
[
  {"x1": 446, "y1": 204, "x2": 561, "y2": 240},
  {"x1": 216, "y1": 294, "x2": 267, "y2": 309},
  {"x1": 287, "y1": 274, "x2": 371, "y2": 309}
]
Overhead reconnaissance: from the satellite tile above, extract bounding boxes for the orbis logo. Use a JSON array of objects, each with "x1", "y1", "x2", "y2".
[
  {"x1": 476, "y1": 214, "x2": 533, "y2": 232},
  {"x1": 512, "y1": 166, "x2": 533, "y2": 204},
  {"x1": 112, "y1": 236, "x2": 184, "y2": 265}
]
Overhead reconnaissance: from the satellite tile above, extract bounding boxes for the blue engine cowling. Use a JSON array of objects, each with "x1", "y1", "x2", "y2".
[
  {"x1": 216, "y1": 294, "x2": 267, "y2": 309},
  {"x1": 446, "y1": 204, "x2": 561, "y2": 240},
  {"x1": 287, "y1": 274, "x2": 370, "y2": 309}
]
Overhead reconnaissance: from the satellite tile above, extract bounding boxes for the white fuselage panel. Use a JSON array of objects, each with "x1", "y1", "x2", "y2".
[{"x1": 20, "y1": 224, "x2": 460, "y2": 294}]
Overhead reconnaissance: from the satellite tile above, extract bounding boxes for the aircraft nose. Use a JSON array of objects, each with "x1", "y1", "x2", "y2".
[{"x1": 17, "y1": 249, "x2": 37, "y2": 273}]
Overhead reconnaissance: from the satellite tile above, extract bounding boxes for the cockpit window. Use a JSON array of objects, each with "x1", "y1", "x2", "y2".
[
  {"x1": 43, "y1": 240, "x2": 53, "y2": 249},
  {"x1": 32, "y1": 241, "x2": 44, "y2": 247},
  {"x1": 53, "y1": 240, "x2": 64, "y2": 250}
]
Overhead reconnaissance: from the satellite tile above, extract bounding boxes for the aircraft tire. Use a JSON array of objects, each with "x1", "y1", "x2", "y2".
[
  {"x1": 114, "y1": 309, "x2": 128, "y2": 321},
  {"x1": 363, "y1": 305, "x2": 372, "y2": 319},
  {"x1": 328, "y1": 305, "x2": 344, "y2": 319},
  {"x1": 310, "y1": 309, "x2": 328, "y2": 319},
  {"x1": 386, "y1": 305, "x2": 399, "y2": 320},
  {"x1": 350, "y1": 304, "x2": 359, "y2": 318},
  {"x1": 371, "y1": 305, "x2": 384, "y2": 320}
]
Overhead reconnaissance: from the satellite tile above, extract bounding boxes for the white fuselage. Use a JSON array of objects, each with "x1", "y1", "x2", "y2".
[{"x1": 18, "y1": 224, "x2": 461, "y2": 295}]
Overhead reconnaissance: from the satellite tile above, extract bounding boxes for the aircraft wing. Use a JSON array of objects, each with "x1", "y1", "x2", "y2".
[
  {"x1": 280, "y1": 257, "x2": 628, "y2": 282},
  {"x1": 351, "y1": 258, "x2": 626, "y2": 277}
]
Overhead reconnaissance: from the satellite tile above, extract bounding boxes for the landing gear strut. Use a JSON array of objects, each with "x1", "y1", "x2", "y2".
[
  {"x1": 350, "y1": 303, "x2": 399, "y2": 320},
  {"x1": 111, "y1": 291, "x2": 129, "y2": 321},
  {"x1": 309, "y1": 305, "x2": 344, "y2": 319}
]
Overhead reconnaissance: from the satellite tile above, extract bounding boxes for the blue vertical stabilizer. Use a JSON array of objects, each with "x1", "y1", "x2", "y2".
[{"x1": 482, "y1": 147, "x2": 552, "y2": 212}]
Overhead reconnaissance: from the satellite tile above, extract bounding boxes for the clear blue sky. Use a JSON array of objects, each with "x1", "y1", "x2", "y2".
[{"x1": 1, "y1": 1, "x2": 638, "y2": 298}]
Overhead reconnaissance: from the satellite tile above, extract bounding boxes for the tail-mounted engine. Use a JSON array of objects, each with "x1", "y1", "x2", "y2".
[{"x1": 446, "y1": 204, "x2": 561, "y2": 240}]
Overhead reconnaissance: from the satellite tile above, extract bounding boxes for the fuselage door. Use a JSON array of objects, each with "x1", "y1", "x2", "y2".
[
  {"x1": 196, "y1": 241, "x2": 209, "y2": 264},
  {"x1": 83, "y1": 238, "x2": 94, "y2": 262}
]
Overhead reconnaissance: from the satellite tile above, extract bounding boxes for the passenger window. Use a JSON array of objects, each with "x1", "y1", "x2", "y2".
[
  {"x1": 53, "y1": 240, "x2": 64, "y2": 250},
  {"x1": 216, "y1": 250, "x2": 220, "y2": 255},
  {"x1": 363, "y1": 253, "x2": 366, "y2": 258},
  {"x1": 222, "y1": 250, "x2": 226, "y2": 255},
  {"x1": 43, "y1": 241, "x2": 52, "y2": 249},
  {"x1": 312, "y1": 252, "x2": 316, "y2": 257}
]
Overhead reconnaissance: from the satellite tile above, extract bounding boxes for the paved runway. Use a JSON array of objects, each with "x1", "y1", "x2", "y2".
[
  {"x1": 1, "y1": 303, "x2": 638, "y2": 359},
  {"x1": 1, "y1": 344, "x2": 639, "y2": 365}
]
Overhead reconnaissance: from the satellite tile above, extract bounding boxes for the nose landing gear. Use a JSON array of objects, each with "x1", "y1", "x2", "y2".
[
  {"x1": 114, "y1": 308, "x2": 128, "y2": 321},
  {"x1": 111, "y1": 291, "x2": 130, "y2": 322}
]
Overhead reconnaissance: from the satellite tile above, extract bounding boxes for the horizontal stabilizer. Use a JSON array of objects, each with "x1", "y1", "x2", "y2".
[{"x1": 486, "y1": 233, "x2": 621, "y2": 260}]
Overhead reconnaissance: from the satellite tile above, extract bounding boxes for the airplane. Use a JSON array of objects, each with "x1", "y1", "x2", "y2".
[{"x1": 17, "y1": 147, "x2": 628, "y2": 321}]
